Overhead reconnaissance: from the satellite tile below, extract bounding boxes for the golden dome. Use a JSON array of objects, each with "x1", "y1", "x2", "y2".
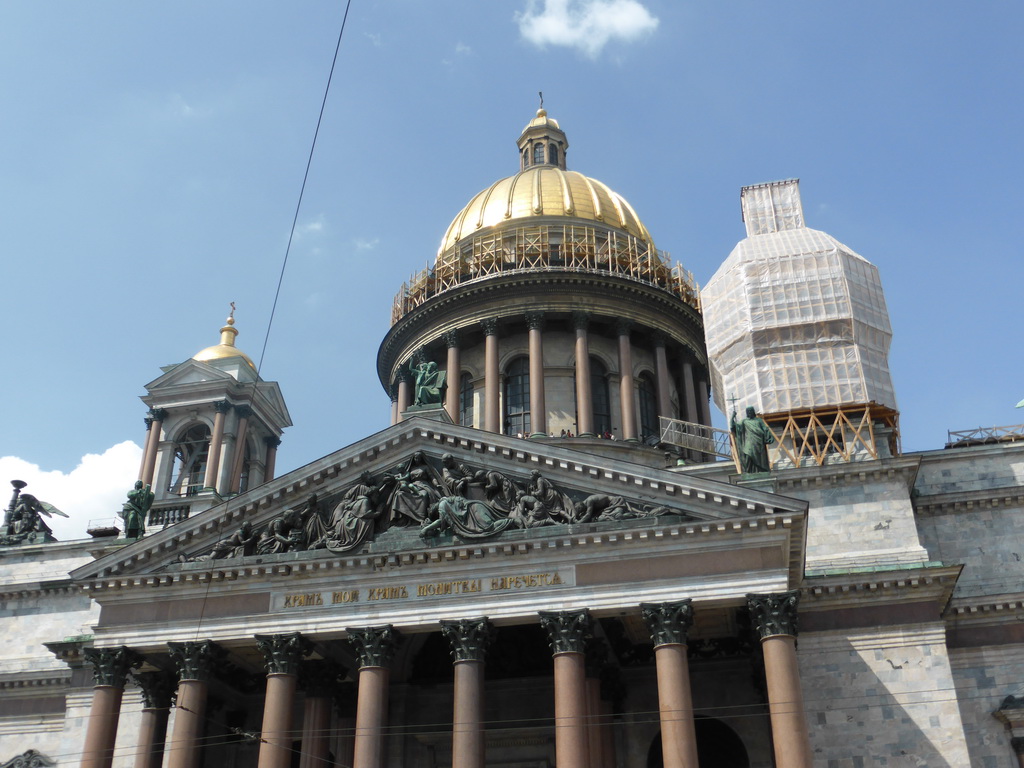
[
  {"x1": 193, "y1": 310, "x2": 257, "y2": 370},
  {"x1": 438, "y1": 166, "x2": 655, "y2": 257}
]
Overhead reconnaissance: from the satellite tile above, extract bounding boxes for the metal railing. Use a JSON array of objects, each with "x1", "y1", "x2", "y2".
[
  {"x1": 946, "y1": 423, "x2": 1024, "y2": 447},
  {"x1": 659, "y1": 417, "x2": 732, "y2": 460}
]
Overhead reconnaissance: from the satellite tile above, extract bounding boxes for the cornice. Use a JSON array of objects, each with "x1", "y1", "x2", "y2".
[
  {"x1": 0, "y1": 579, "x2": 81, "y2": 602},
  {"x1": 772, "y1": 455, "x2": 921, "y2": 492},
  {"x1": 801, "y1": 562, "x2": 962, "y2": 613},
  {"x1": 0, "y1": 671, "x2": 71, "y2": 691},
  {"x1": 947, "y1": 592, "x2": 1024, "y2": 626},
  {"x1": 913, "y1": 485, "x2": 1024, "y2": 516}
]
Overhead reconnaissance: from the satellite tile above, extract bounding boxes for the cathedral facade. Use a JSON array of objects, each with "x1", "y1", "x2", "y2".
[{"x1": 2, "y1": 110, "x2": 1023, "y2": 768}]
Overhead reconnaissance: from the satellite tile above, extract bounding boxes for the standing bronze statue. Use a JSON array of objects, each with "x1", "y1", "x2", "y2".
[
  {"x1": 731, "y1": 406, "x2": 775, "y2": 474},
  {"x1": 122, "y1": 481, "x2": 154, "y2": 539}
]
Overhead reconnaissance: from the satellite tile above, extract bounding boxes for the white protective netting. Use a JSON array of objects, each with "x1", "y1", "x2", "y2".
[{"x1": 702, "y1": 181, "x2": 896, "y2": 416}]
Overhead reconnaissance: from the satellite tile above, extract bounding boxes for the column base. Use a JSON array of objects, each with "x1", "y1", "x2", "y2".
[{"x1": 529, "y1": 432, "x2": 549, "y2": 439}]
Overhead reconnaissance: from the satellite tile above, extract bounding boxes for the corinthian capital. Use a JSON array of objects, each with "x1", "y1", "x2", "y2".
[
  {"x1": 255, "y1": 632, "x2": 313, "y2": 675},
  {"x1": 167, "y1": 640, "x2": 226, "y2": 682},
  {"x1": 347, "y1": 625, "x2": 399, "y2": 669},
  {"x1": 746, "y1": 590, "x2": 800, "y2": 639},
  {"x1": 539, "y1": 609, "x2": 592, "y2": 655},
  {"x1": 640, "y1": 599, "x2": 694, "y2": 647},
  {"x1": 441, "y1": 617, "x2": 494, "y2": 662},
  {"x1": 83, "y1": 646, "x2": 144, "y2": 689}
]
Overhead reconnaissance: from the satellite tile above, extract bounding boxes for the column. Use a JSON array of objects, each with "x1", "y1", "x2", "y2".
[
  {"x1": 653, "y1": 334, "x2": 673, "y2": 420},
  {"x1": 681, "y1": 358, "x2": 699, "y2": 424},
  {"x1": 347, "y1": 625, "x2": 399, "y2": 768},
  {"x1": 584, "y1": 640, "x2": 609, "y2": 768},
  {"x1": 641, "y1": 600, "x2": 699, "y2": 768},
  {"x1": 747, "y1": 591, "x2": 813, "y2": 768},
  {"x1": 264, "y1": 436, "x2": 281, "y2": 483},
  {"x1": 166, "y1": 640, "x2": 226, "y2": 768},
  {"x1": 132, "y1": 671, "x2": 175, "y2": 768},
  {"x1": 698, "y1": 379, "x2": 712, "y2": 427},
  {"x1": 572, "y1": 313, "x2": 594, "y2": 437},
  {"x1": 333, "y1": 682, "x2": 358, "y2": 768},
  {"x1": 441, "y1": 618, "x2": 494, "y2": 768},
  {"x1": 525, "y1": 313, "x2": 547, "y2": 437},
  {"x1": 396, "y1": 369, "x2": 412, "y2": 420},
  {"x1": 389, "y1": 384, "x2": 399, "y2": 426},
  {"x1": 299, "y1": 661, "x2": 345, "y2": 768},
  {"x1": 444, "y1": 330, "x2": 461, "y2": 424},
  {"x1": 540, "y1": 609, "x2": 593, "y2": 768},
  {"x1": 138, "y1": 417, "x2": 155, "y2": 481},
  {"x1": 482, "y1": 319, "x2": 500, "y2": 433},
  {"x1": 141, "y1": 409, "x2": 166, "y2": 486},
  {"x1": 256, "y1": 633, "x2": 313, "y2": 768},
  {"x1": 203, "y1": 401, "x2": 231, "y2": 491},
  {"x1": 617, "y1": 321, "x2": 637, "y2": 442},
  {"x1": 228, "y1": 405, "x2": 252, "y2": 494},
  {"x1": 80, "y1": 647, "x2": 143, "y2": 768}
]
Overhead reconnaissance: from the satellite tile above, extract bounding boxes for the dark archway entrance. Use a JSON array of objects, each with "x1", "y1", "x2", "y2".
[{"x1": 647, "y1": 715, "x2": 750, "y2": 768}]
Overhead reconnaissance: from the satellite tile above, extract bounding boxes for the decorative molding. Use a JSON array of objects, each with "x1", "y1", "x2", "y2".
[
  {"x1": 524, "y1": 312, "x2": 545, "y2": 332},
  {"x1": 571, "y1": 311, "x2": 590, "y2": 331},
  {"x1": 214, "y1": 400, "x2": 233, "y2": 415},
  {"x1": 539, "y1": 609, "x2": 592, "y2": 654},
  {"x1": 440, "y1": 617, "x2": 494, "y2": 662},
  {"x1": 640, "y1": 599, "x2": 694, "y2": 646},
  {"x1": 255, "y1": 632, "x2": 313, "y2": 675},
  {"x1": 83, "y1": 646, "x2": 143, "y2": 688},
  {"x1": 234, "y1": 405, "x2": 253, "y2": 420},
  {"x1": 615, "y1": 319, "x2": 632, "y2": 336},
  {"x1": 167, "y1": 640, "x2": 226, "y2": 682},
  {"x1": 0, "y1": 751, "x2": 55, "y2": 768},
  {"x1": 480, "y1": 318, "x2": 499, "y2": 337},
  {"x1": 747, "y1": 590, "x2": 800, "y2": 638},
  {"x1": 347, "y1": 625, "x2": 398, "y2": 669},
  {"x1": 144, "y1": 417, "x2": 154, "y2": 431},
  {"x1": 132, "y1": 670, "x2": 175, "y2": 709},
  {"x1": 913, "y1": 485, "x2": 1024, "y2": 516},
  {"x1": 264, "y1": 436, "x2": 282, "y2": 449},
  {"x1": 149, "y1": 409, "x2": 168, "y2": 422}
]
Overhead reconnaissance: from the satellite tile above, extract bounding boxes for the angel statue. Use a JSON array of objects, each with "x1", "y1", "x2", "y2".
[{"x1": 3, "y1": 482, "x2": 68, "y2": 544}]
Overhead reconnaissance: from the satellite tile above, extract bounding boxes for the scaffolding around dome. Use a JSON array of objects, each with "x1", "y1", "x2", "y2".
[{"x1": 391, "y1": 222, "x2": 700, "y2": 325}]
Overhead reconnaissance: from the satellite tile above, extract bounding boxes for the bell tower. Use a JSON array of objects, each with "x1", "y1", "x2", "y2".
[{"x1": 137, "y1": 308, "x2": 292, "y2": 516}]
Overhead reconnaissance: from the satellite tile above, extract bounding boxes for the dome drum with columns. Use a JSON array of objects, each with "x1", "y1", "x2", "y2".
[{"x1": 379, "y1": 110, "x2": 712, "y2": 445}]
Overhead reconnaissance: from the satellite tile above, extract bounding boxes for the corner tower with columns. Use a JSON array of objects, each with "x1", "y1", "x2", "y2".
[
  {"x1": 137, "y1": 309, "x2": 292, "y2": 519},
  {"x1": 378, "y1": 109, "x2": 712, "y2": 448}
]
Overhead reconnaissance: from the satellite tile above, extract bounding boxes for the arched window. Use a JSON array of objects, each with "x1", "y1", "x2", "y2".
[
  {"x1": 170, "y1": 424, "x2": 210, "y2": 497},
  {"x1": 639, "y1": 373, "x2": 659, "y2": 439},
  {"x1": 504, "y1": 357, "x2": 530, "y2": 436},
  {"x1": 459, "y1": 372, "x2": 474, "y2": 427},
  {"x1": 591, "y1": 357, "x2": 611, "y2": 436},
  {"x1": 533, "y1": 143, "x2": 546, "y2": 165},
  {"x1": 548, "y1": 144, "x2": 559, "y2": 165}
]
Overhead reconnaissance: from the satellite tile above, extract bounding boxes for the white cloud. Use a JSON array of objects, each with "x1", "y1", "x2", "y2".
[
  {"x1": 517, "y1": 0, "x2": 659, "y2": 58},
  {"x1": 0, "y1": 442, "x2": 143, "y2": 542},
  {"x1": 295, "y1": 215, "x2": 326, "y2": 239},
  {"x1": 455, "y1": 42, "x2": 473, "y2": 56},
  {"x1": 353, "y1": 237, "x2": 380, "y2": 252},
  {"x1": 364, "y1": 32, "x2": 383, "y2": 47}
]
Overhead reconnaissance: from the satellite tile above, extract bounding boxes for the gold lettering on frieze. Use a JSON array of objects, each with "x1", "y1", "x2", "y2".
[
  {"x1": 283, "y1": 592, "x2": 324, "y2": 608},
  {"x1": 416, "y1": 579, "x2": 482, "y2": 597},
  {"x1": 489, "y1": 572, "x2": 564, "y2": 591},
  {"x1": 332, "y1": 590, "x2": 359, "y2": 604},
  {"x1": 367, "y1": 586, "x2": 408, "y2": 601}
]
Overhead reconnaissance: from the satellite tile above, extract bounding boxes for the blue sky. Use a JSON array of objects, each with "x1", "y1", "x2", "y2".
[{"x1": 2, "y1": 1, "x2": 1022, "y2": 536}]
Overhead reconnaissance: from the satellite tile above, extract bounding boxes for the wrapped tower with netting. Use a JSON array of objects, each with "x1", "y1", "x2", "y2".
[{"x1": 702, "y1": 179, "x2": 899, "y2": 466}]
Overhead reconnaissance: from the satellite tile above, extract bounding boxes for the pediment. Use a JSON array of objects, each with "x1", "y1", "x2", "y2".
[
  {"x1": 144, "y1": 359, "x2": 236, "y2": 391},
  {"x1": 72, "y1": 418, "x2": 807, "y2": 585}
]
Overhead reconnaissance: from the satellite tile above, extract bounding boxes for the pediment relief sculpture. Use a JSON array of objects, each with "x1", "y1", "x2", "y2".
[{"x1": 180, "y1": 451, "x2": 694, "y2": 562}]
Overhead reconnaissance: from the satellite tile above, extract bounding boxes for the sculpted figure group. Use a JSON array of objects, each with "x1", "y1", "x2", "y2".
[{"x1": 193, "y1": 452, "x2": 678, "y2": 560}]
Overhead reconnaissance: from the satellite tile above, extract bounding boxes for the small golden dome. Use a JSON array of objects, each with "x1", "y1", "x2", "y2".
[
  {"x1": 193, "y1": 310, "x2": 257, "y2": 370},
  {"x1": 437, "y1": 165, "x2": 654, "y2": 258}
]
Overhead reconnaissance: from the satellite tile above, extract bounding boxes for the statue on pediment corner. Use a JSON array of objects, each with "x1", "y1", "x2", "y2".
[{"x1": 2, "y1": 482, "x2": 67, "y2": 545}]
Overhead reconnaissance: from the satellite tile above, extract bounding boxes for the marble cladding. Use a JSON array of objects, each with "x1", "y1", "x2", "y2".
[
  {"x1": 949, "y1": 645, "x2": 1024, "y2": 768},
  {"x1": 799, "y1": 624, "x2": 972, "y2": 766}
]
